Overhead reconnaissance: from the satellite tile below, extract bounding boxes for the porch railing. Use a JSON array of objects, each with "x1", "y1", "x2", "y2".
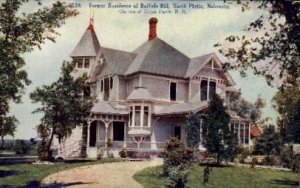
[{"x1": 94, "y1": 140, "x2": 165, "y2": 150}]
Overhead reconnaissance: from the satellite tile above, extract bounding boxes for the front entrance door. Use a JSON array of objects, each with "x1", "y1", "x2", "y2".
[
  {"x1": 113, "y1": 122, "x2": 125, "y2": 141},
  {"x1": 174, "y1": 126, "x2": 181, "y2": 140},
  {"x1": 89, "y1": 121, "x2": 97, "y2": 147}
]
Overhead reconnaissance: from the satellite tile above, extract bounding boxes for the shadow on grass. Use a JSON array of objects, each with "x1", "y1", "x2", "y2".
[
  {"x1": 198, "y1": 163, "x2": 233, "y2": 168},
  {"x1": 0, "y1": 170, "x2": 22, "y2": 178},
  {"x1": 270, "y1": 179, "x2": 300, "y2": 187},
  {"x1": 1, "y1": 181, "x2": 94, "y2": 188}
]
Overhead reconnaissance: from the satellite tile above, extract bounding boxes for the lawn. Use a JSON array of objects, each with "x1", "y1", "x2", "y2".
[
  {"x1": 0, "y1": 158, "x2": 123, "y2": 187},
  {"x1": 134, "y1": 164, "x2": 300, "y2": 188}
]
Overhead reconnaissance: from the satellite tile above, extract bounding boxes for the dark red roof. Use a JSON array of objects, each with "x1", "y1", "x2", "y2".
[{"x1": 251, "y1": 126, "x2": 262, "y2": 137}]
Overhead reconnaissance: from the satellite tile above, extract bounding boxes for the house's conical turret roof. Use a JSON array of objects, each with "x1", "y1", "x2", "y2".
[{"x1": 70, "y1": 18, "x2": 101, "y2": 57}]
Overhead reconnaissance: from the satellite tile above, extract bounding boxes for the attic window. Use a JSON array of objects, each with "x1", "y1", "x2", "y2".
[
  {"x1": 84, "y1": 59, "x2": 90, "y2": 68},
  {"x1": 209, "y1": 81, "x2": 216, "y2": 99},
  {"x1": 170, "y1": 82, "x2": 177, "y2": 101}
]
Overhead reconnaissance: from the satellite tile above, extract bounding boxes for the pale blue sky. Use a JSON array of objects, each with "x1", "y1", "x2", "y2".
[{"x1": 10, "y1": 1, "x2": 278, "y2": 139}]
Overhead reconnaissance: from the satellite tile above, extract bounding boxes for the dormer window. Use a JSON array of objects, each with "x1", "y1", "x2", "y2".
[
  {"x1": 110, "y1": 77, "x2": 113, "y2": 89},
  {"x1": 84, "y1": 59, "x2": 90, "y2": 68}
]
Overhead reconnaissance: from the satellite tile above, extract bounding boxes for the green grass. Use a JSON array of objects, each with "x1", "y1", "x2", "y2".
[
  {"x1": 134, "y1": 164, "x2": 300, "y2": 188},
  {"x1": 0, "y1": 158, "x2": 123, "y2": 187}
]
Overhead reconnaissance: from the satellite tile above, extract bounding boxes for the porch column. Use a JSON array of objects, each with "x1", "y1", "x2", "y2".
[
  {"x1": 104, "y1": 122, "x2": 109, "y2": 147},
  {"x1": 243, "y1": 123, "x2": 246, "y2": 146},
  {"x1": 238, "y1": 121, "x2": 241, "y2": 145},
  {"x1": 123, "y1": 122, "x2": 127, "y2": 148},
  {"x1": 87, "y1": 121, "x2": 91, "y2": 148},
  {"x1": 248, "y1": 124, "x2": 251, "y2": 147}
]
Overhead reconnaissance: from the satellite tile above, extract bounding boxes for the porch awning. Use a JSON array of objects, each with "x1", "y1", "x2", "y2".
[
  {"x1": 155, "y1": 101, "x2": 208, "y2": 116},
  {"x1": 91, "y1": 101, "x2": 129, "y2": 115}
]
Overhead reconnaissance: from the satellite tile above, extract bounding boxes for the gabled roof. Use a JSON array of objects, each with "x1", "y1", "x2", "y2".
[
  {"x1": 185, "y1": 53, "x2": 236, "y2": 85},
  {"x1": 70, "y1": 27, "x2": 101, "y2": 57},
  {"x1": 185, "y1": 53, "x2": 214, "y2": 78},
  {"x1": 125, "y1": 38, "x2": 190, "y2": 78}
]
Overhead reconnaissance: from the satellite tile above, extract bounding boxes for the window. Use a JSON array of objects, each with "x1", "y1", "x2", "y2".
[
  {"x1": 104, "y1": 78, "x2": 110, "y2": 101},
  {"x1": 84, "y1": 59, "x2": 90, "y2": 68},
  {"x1": 100, "y1": 80, "x2": 104, "y2": 92},
  {"x1": 200, "y1": 80, "x2": 208, "y2": 101},
  {"x1": 135, "y1": 106, "x2": 141, "y2": 126},
  {"x1": 170, "y1": 82, "x2": 176, "y2": 101},
  {"x1": 76, "y1": 58, "x2": 83, "y2": 68},
  {"x1": 143, "y1": 106, "x2": 149, "y2": 127},
  {"x1": 110, "y1": 77, "x2": 113, "y2": 89},
  {"x1": 174, "y1": 126, "x2": 181, "y2": 140},
  {"x1": 209, "y1": 81, "x2": 216, "y2": 99}
]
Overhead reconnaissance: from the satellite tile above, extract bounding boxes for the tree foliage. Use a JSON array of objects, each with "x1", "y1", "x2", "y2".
[
  {"x1": 0, "y1": 0, "x2": 78, "y2": 147},
  {"x1": 202, "y1": 93, "x2": 232, "y2": 164},
  {"x1": 186, "y1": 113, "x2": 201, "y2": 150},
  {"x1": 0, "y1": 116, "x2": 18, "y2": 149},
  {"x1": 229, "y1": 92, "x2": 267, "y2": 125},
  {"x1": 253, "y1": 125, "x2": 282, "y2": 157},
  {"x1": 216, "y1": 1, "x2": 300, "y2": 87},
  {"x1": 30, "y1": 62, "x2": 94, "y2": 160},
  {"x1": 273, "y1": 86, "x2": 300, "y2": 143}
]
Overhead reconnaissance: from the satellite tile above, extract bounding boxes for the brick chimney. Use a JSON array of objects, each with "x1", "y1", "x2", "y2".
[{"x1": 148, "y1": 17, "x2": 158, "y2": 40}]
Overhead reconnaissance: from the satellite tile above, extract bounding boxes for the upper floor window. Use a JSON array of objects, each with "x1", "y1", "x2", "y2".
[
  {"x1": 170, "y1": 82, "x2": 177, "y2": 101},
  {"x1": 209, "y1": 81, "x2": 216, "y2": 99},
  {"x1": 74, "y1": 58, "x2": 83, "y2": 68},
  {"x1": 200, "y1": 80, "x2": 208, "y2": 101},
  {"x1": 100, "y1": 80, "x2": 104, "y2": 92},
  {"x1": 84, "y1": 59, "x2": 90, "y2": 68},
  {"x1": 83, "y1": 86, "x2": 91, "y2": 98}
]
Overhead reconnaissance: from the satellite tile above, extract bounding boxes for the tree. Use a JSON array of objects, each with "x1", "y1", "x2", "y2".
[
  {"x1": 202, "y1": 93, "x2": 231, "y2": 165},
  {"x1": 0, "y1": 0, "x2": 78, "y2": 146},
  {"x1": 216, "y1": 1, "x2": 300, "y2": 87},
  {"x1": 186, "y1": 113, "x2": 201, "y2": 155},
  {"x1": 253, "y1": 125, "x2": 282, "y2": 158},
  {"x1": 0, "y1": 116, "x2": 18, "y2": 149},
  {"x1": 272, "y1": 86, "x2": 300, "y2": 143},
  {"x1": 30, "y1": 62, "x2": 94, "y2": 160},
  {"x1": 229, "y1": 93, "x2": 268, "y2": 125}
]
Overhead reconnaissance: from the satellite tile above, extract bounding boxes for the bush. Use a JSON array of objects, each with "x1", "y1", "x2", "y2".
[
  {"x1": 262, "y1": 155, "x2": 280, "y2": 166},
  {"x1": 163, "y1": 137, "x2": 193, "y2": 188},
  {"x1": 119, "y1": 149, "x2": 127, "y2": 158},
  {"x1": 107, "y1": 138, "x2": 113, "y2": 147},
  {"x1": 38, "y1": 140, "x2": 50, "y2": 161},
  {"x1": 291, "y1": 155, "x2": 300, "y2": 172},
  {"x1": 14, "y1": 139, "x2": 31, "y2": 155},
  {"x1": 251, "y1": 157, "x2": 258, "y2": 168},
  {"x1": 97, "y1": 148, "x2": 104, "y2": 160}
]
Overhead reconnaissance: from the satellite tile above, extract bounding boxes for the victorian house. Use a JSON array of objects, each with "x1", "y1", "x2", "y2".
[{"x1": 53, "y1": 18, "x2": 250, "y2": 159}]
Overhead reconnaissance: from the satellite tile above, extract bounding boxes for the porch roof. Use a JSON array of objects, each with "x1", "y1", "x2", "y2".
[
  {"x1": 155, "y1": 101, "x2": 208, "y2": 116},
  {"x1": 91, "y1": 101, "x2": 129, "y2": 115}
]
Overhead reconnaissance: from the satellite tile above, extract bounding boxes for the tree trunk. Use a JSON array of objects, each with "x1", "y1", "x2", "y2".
[{"x1": 46, "y1": 128, "x2": 55, "y2": 161}]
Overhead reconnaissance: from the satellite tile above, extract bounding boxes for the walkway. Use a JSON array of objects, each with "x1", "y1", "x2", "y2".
[{"x1": 42, "y1": 159, "x2": 162, "y2": 188}]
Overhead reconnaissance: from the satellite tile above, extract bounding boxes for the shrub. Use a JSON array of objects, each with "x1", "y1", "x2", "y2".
[
  {"x1": 97, "y1": 148, "x2": 104, "y2": 160},
  {"x1": 14, "y1": 139, "x2": 31, "y2": 155},
  {"x1": 163, "y1": 137, "x2": 193, "y2": 188},
  {"x1": 107, "y1": 138, "x2": 113, "y2": 147},
  {"x1": 251, "y1": 157, "x2": 258, "y2": 168},
  {"x1": 119, "y1": 149, "x2": 127, "y2": 158},
  {"x1": 291, "y1": 155, "x2": 300, "y2": 172},
  {"x1": 262, "y1": 155, "x2": 280, "y2": 166}
]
